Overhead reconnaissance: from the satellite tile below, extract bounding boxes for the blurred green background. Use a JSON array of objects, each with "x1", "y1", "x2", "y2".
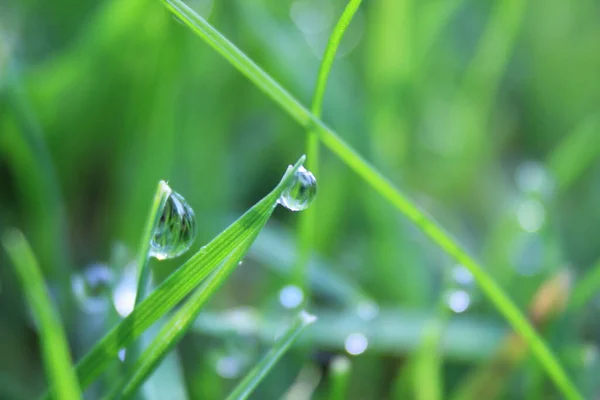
[{"x1": 2, "y1": 0, "x2": 600, "y2": 398}]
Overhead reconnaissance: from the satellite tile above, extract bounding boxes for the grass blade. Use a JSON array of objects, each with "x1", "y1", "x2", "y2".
[
  {"x1": 570, "y1": 258, "x2": 600, "y2": 312},
  {"x1": 125, "y1": 180, "x2": 171, "y2": 369},
  {"x1": 296, "y1": 0, "x2": 362, "y2": 292},
  {"x1": 160, "y1": 1, "x2": 581, "y2": 398},
  {"x1": 106, "y1": 230, "x2": 260, "y2": 399},
  {"x1": 225, "y1": 311, "x2": 317, "y2": 400},
  {"x1": 328, "y1": 356, "x2": 352, "y2": 400},
  {"x1": 2, "y1": 230, "x2": 81, "y2": 400},
  {"x1": 38, "y1": 156, "x2": 306, "y2": 397}
]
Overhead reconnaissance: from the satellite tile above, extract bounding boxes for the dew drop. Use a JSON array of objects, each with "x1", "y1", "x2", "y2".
[
  {"x1": 451, "y1": 264, "x2": 474, "y2": 286},
  {"x1": 344, "y1": 333, "x2": 368, "y2": 356},
  {"x1": 149, "y1": 190, "x2": 197, "y2": 260},
  {"x1": 446, "y1": 289, "x2": 471, "y2": 313},
  {"x1": 279, "y1": 284, "x2": 304, "y2": 309},
  {"x1": 112, "y1": 263, "x2": 137, "y2": 318},
  {"x1": 71, "y1": 264, "x2": 114, "y2": 314},
  {"x1": 356, "y1": 301, "x2": 379, "y2": 321},
  {"x1": 278, "y1": 166, "x2": 317, "y2": 211},
  {"x1": 215, "y1": 356, "x2": 243, "y2": 379}
]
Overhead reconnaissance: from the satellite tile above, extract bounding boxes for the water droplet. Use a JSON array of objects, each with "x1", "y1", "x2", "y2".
[
  {"x1": 446, "y1": 289, "x2": 470, "y2": 313},
  {"x1": 118, "y1": 349, "x2": 126, "y2": 362},
  {"x1": 71, "y1": 264, "x2": 114, "y2": 314},
  {"x1": 451, "y1": 264, "x2": 474, "y2": 286},
  {"x1": 344, "y1": 333, "x2": 368, "y2": 356},
  {"x1": 150, "y1": 190, "x2": 197, "y2": 260},
  {"x1": 516, "y1": 199, "x2": 545, "y2": 233},
  {"x1": 216, "y1": 356, "x2": 243, "y2": 379},
  {"x1": 356, "y1": 301, "x2": 379, "y2": 321},
  {"x1": 112, "y1": 262, "x2": 137, "y2": 318},
  {"x1": 278, "y1": 166, "x2": 317, "y2": 211},
  {"x1": 279, "y1": 285, "x2": 304, "y2": 309}
]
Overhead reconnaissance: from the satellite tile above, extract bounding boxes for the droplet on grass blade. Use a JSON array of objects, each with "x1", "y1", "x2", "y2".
[
  {"x1": 150, "y1": 190, "x2": 197, "y2": 260},
  {"x1": 278, "y1": 165, "x2": 317, "y2": 211}
]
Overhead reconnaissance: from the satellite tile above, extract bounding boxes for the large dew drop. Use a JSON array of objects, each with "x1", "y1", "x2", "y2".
[
  {"x1": 278, "y1": 165, "x2": 317, "y2": 211},
  {"x1": 149, "y1": 190, "x2": 196, "y2": 260}
]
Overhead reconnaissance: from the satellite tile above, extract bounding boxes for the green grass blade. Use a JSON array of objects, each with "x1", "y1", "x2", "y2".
[
  {"x1": 548, "y1": 115, "x2": 600, "y2": 191},
  {"x1": 225, "y1": 311, "x2": 317, "y2": 400},
  {"x1": 125, "y1": 180, "x2": 172, "y2": 369},
  {"x1": 328, "y1": 356, "x2": 351, "y2": 400},
  {"x1": 133, "y1": 180, "x2": 172, "y2": 306},
  {"x1": 570, "y1": 258, "x2": 600, "y2": 312},
  {"x1": 160, "y1": 2, "x2": 582, "y2": 398},
  {"x1": 38, "y1": 156, "x2": 306, "y2": 397},
  {"x1": 296, "y1": 0, "x2": 362, "y2": 291},
  {"x1": 2, "y1": 230, "x2": 81, "y2": 400},
  {"x1": 106, "y1": 231, "x2": 260, "y2": 400}
]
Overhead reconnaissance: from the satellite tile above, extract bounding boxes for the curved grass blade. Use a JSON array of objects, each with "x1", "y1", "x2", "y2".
[
  {"x1": 296, "y1": 0, "x2": 362, "y2": 292},
  {"x1": 2, "y1": 230, "x2": 81, "y2": 400},
  {"x1": 160, "y1": 1, "x2": 581, "y2": 398},
  {"x1": 39, "y1": 156, "x2": 306, "y2": 398},
  {"x1": 225, "y1": 311, "x2": 317, "y2": 400},
  {"x1": 105, "y1": 231, "x2": 260, "y2": 400}
]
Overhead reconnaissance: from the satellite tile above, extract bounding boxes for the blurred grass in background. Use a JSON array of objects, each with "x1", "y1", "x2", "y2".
[{"x1": 1, "y1": 0, "x2": 600, "y2": 398}]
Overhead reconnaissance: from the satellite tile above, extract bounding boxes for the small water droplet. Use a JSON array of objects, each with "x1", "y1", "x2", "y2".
[
  {"x1": 344, "y1": 333, "x2": 368, "y2": 356},
  {"x1": 71, "y1": 264, "x2": 114, "y2": 314},
  {"x1": 278, "y1": 166, "x2": 317, "y2": 211},
  {"x1": 112, "y1": 262, "x2": 137, "y2": 318},
  {"x1": 279, "y1": 284, "x2": 304, "y2": 309},
  {"x1": 451, "y1": 264, "x2": 474, "y2": 286},
  {"x1": 446, "y1": 289, "x2": 471, "y2": 313},
  {"x1": 216, "y1": 356, "x2": 243, "y2": 379},
  {"x1": 150, "y1": 190, "x2": 197, "y2": 260},
  {"x1": 118, "y1": 349, "x2": 126, "y2": 362},
  {"x1": 356, "y1": 301, "x2": 379, "y2": 321},
  {"x1": 516, "y1": 199, "x2": 545, "y2": 233}
]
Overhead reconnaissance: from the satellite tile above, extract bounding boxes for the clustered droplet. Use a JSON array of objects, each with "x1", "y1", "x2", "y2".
[
  {"x1": 278, "y1": 165, "x2": 317, "y2": 211},
  {"x1": 150, "y1": 190, "x2": 197, "y2": 260}
]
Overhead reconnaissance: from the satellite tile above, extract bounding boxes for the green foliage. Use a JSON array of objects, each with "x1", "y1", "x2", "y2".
[
  {"x1": 2, "y1": 0, "x2": 600, "y2": 399},
  {"x1": 2, "y1": 231, "x2": 81, "y2": 400}
]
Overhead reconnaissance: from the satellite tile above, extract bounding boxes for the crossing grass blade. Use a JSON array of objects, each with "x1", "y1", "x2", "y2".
[
  {"x1": 39, "y1": 156, "x2": 306, "y2": 398},
  {"x1": 105, "y1": 232, "x2": 260, "y2": 400},
  {"x1": 159, "y1": 1, "x2": 582, "y2": 398},
  {"x1": 2, "y1": 230, "x2": 81, "y2": 400},
  {"x1": 296, "y1": 0, "x2": 363, "y2": 292},
  {"x1": 225, "y1": 311, "x2": 317, "y2": 400}
]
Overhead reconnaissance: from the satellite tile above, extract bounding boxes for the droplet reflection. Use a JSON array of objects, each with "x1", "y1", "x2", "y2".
[
  {"x1": 150, "y1": 187, "x2": 197, "y2": 260},
  {"x1": 278, "y1": 166, "x2": 317, "y2": 211}
]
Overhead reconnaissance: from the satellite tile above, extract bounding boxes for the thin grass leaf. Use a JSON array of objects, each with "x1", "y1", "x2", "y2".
[
  {"x1": 125, "y1": 180, "x2": 172, "y2": 369},
  {"x1": 328, "y1": 356, "x2": 351, "y2": 400},
  {"x1": 2, "y1": 230, "x2": 81, "y2": 400},
  {"x1": 570, "y1": 258, "x2": 600, "y2": 312},
  {"x1": 547, "y1": 115, "x2": 600, "y2": 191},
  {"x1": 194, "y1": 307, "x2": 504, "y2": 361},
  {"x1": 160, "y1": 2, "x2": 581, "y2": 398},
  {"x1": 297, "y1": 0, "x2": 362, "y2": 290},
  {"x1": 105, "y1": 230, "x2": 260, "y2": 400},
  {"x1": 39, "y1": 156, "x2": 306, "y2": 397},
  {"x1": 225, "y1": 310, "x2": 317, "y2": 400}
]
